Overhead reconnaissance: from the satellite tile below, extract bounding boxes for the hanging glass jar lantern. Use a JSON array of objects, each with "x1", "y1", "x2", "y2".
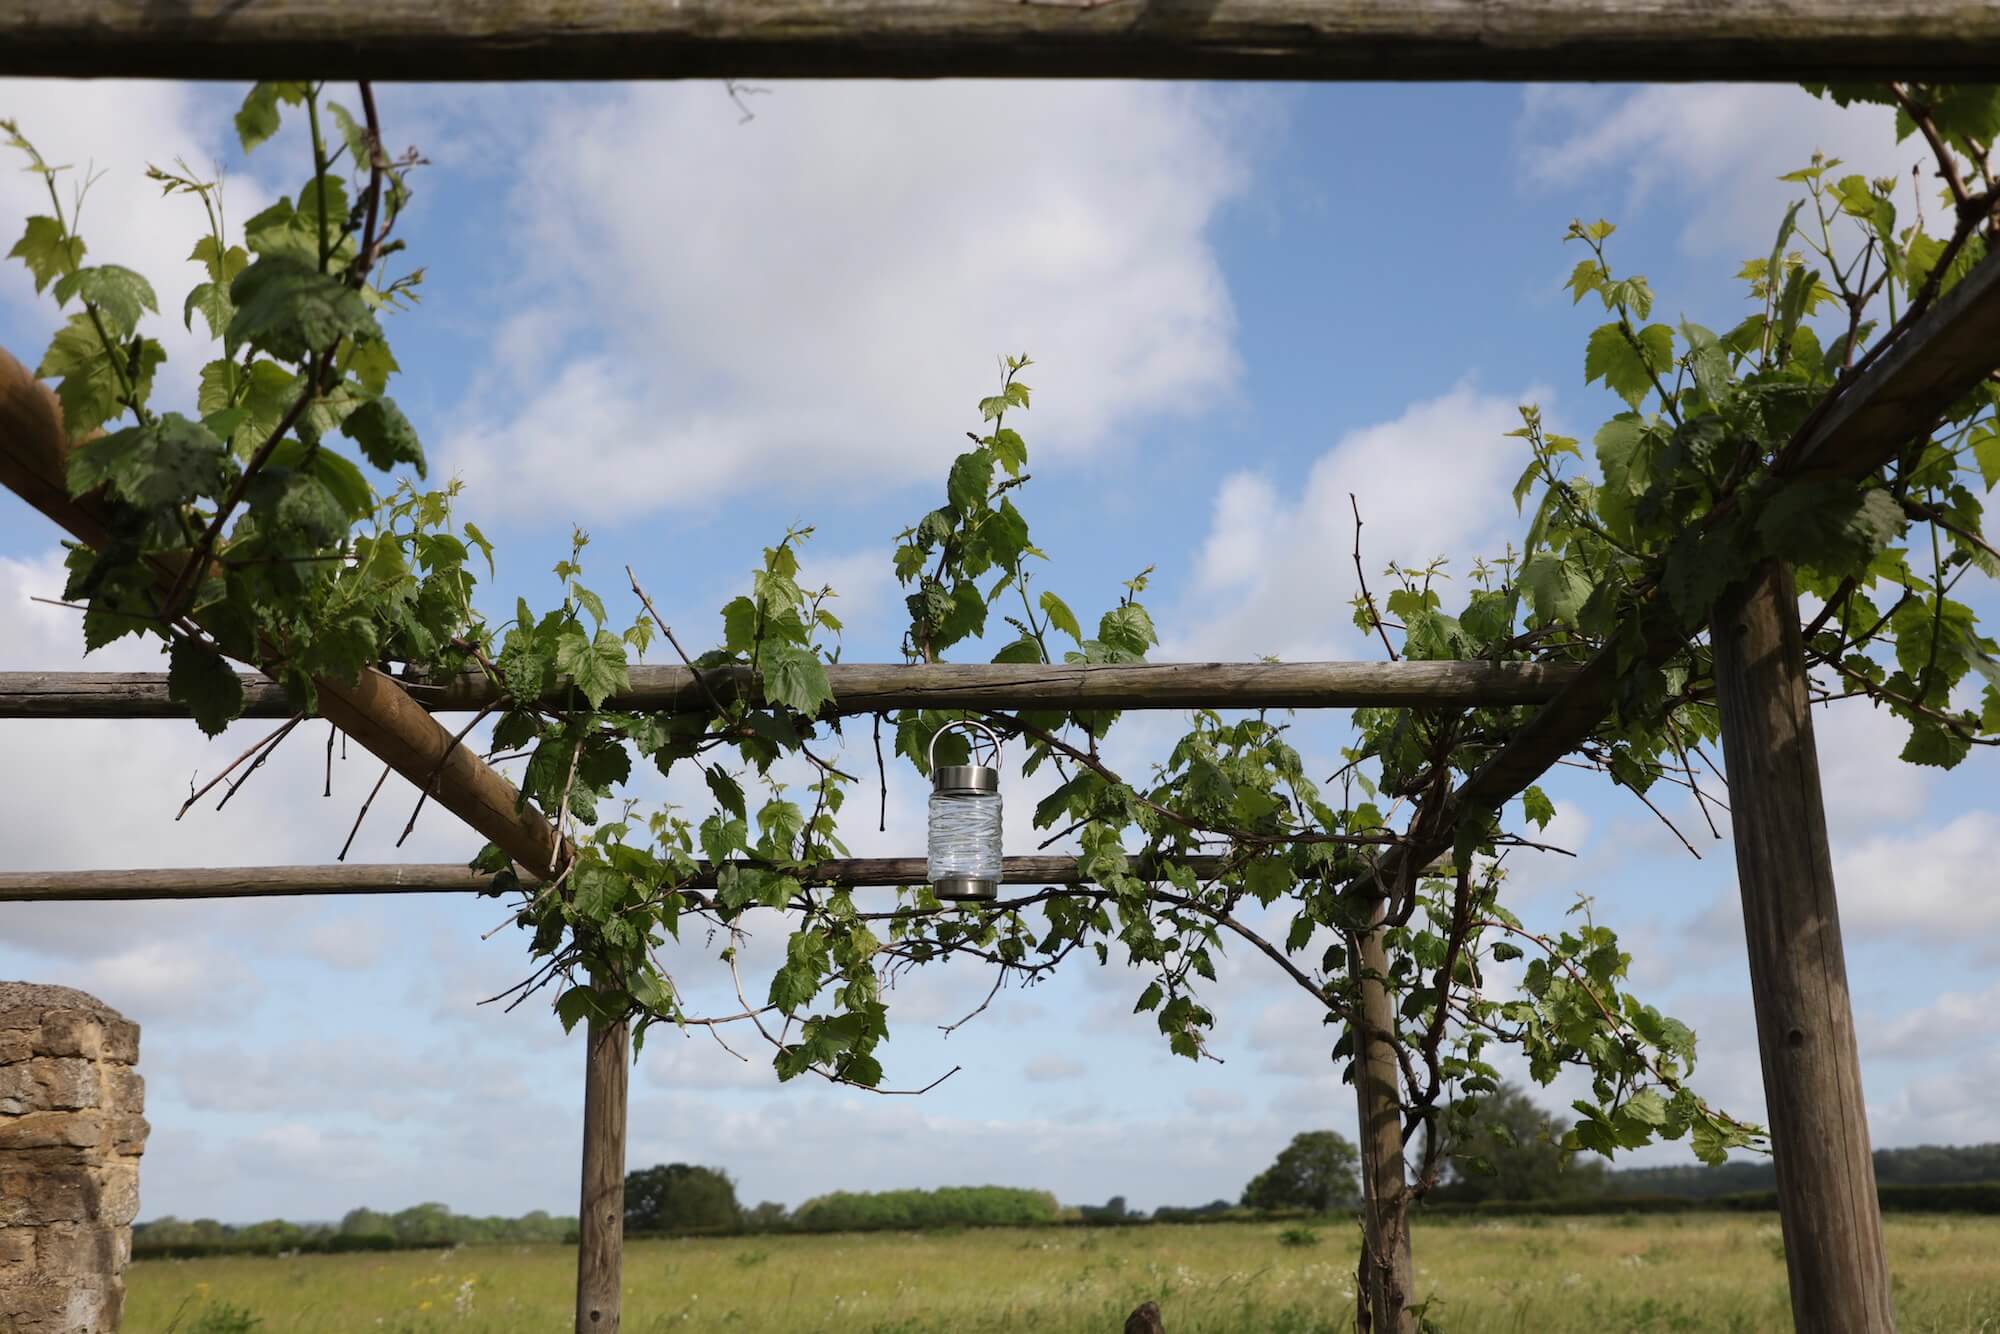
[{"x1": 927, "y1": 720, "x2": 1003, "y2": 902}]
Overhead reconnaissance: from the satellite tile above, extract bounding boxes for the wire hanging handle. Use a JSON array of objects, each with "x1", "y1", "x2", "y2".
[{"x1": 928, "y1": 718, "x2": 1003, "y2": 771}]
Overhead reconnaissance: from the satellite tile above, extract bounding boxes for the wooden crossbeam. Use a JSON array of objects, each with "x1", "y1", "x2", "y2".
[
  {"x1": 0, "y1": 660, "x2": 1580, "y2": 720},
  {"x1": 0, "y1": 855, "x2": 1230, "y2": 901},
  {"x1": 1, "y1": 1, "x2": 1994, "y2": 82}
]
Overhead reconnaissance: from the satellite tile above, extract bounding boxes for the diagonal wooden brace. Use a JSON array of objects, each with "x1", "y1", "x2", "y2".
[{"x1": 0, "y1": 345, "x2": 561, "y2": 873}]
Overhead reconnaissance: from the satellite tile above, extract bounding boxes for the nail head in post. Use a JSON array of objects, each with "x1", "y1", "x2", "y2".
[{"x1": 927, "y1": 720, "x2": 1004, "y2": 903}]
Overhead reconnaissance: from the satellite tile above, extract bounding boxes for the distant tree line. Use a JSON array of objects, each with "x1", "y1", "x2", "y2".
[
  {"x1": 1601, "y1": 1141, "x2": 2000, "y2": 1199},
  {"x1": 134, "y1": 1203, "x2": 576, "y2": 1258},
  {"x1": 131, "y1": 1108, "x2": 2000, "y2": 1258},
  {"x1": 620, "y1": 1162, "x2": 1063, "y2": 1234}
]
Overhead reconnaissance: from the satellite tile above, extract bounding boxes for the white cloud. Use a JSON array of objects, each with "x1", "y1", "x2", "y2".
[
  {"x1": 1863, "y1": 982, "x2": 2000, "y2": 1062},
  {"x1": 1836, "y1": 811, "x2": 2000, "y2": 960},
  {"x1": 1517, "y1": 85, "x2": 1917, "y2": 258},
  {"x1": 1186, "y1": 1086, "x2": 1247, "y2": 1117},
  {"x1": 1023, "y1": 1053, "x2": 1086, "y2": 1083},
  {"x1": 1173, "y1": 381, "x2": 1546, "y2": 661},
  {"x1": 1868, "y1": 1049, "x2": 2000, "y2": 1149},
  {"x1": 1809, "y1": 696, "x2": 1933, "y2": 833},
  {"x1": 0, "y1": 81, "x2": 273, "y2": 404},
  {"x1": 439, "y1": 81, "x2": 1249, "y2": 524}
]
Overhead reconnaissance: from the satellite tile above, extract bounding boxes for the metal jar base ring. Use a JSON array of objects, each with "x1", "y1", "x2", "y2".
[{"x1": 931, "y1": 876, "x2": 999, "y2": 902}]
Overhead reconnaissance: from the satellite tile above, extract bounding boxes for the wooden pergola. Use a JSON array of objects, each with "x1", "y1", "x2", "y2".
[{"x1": 3, "y1": 7, "x2": 1998, "y2": 1331}]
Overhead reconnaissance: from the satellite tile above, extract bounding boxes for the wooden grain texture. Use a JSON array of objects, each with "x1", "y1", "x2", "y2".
[
  {"x1": 576, "y1": 988, "x2": 629, "y2": 1334},
  {"x1": 1711, "y1": 561, "x2": 1893, "y2": 1334},
  {"x1": 0, "y1": 854, "x2": 1233, "y2": 900},
  {"x1": 0, "y1": 660, "x2": 1583, "y2": 719},
  {"x1": 0, "y1": 346, "x2": 562, "y2": 875},
  {"x1": 1785, "y1": 250, "x2": 2000, "y2": 480},
  {"x1": 1352, "y1": 918, "x2": 1416, "y2": 1333},
  {"x1": 3, "y1": 0, "x2": 1997, "y2": 81}
]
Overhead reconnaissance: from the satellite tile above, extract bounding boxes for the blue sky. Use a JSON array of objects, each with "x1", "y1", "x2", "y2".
[{"x1": 0, "y1": 78, "x2": 1994, "y2": 1225}]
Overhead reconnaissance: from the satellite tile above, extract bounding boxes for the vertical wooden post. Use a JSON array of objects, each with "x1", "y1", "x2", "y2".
[
  {"x1": 575, "y1": 999, "x2": 629, "y2": 1332},
  {"x1": 1711, "y1": 560, "x2": 1894, "y2": 1334},
  {"x1": 1352, "y1": 914, "x2": 1416, "y2": 1333}
]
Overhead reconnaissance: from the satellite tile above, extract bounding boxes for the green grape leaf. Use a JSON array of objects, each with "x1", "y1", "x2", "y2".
[
  {"x1": 342, "y1": 396, "x2": 427, "y2": 477},
  {"x1": 1970, "y1": 422, "x2": 2000, "y2": 492},
  {"x1": 51, "y1": 265, "x2": 158, "y2": 335},
  {"x1": 235, "y1": 82, "x2": 309, "y2": 154},
  {"x1": 1099, "y1": 603, "x2": 1158, "y2": 656},
  {"x1": 1038, "y1": 591, "x2": 1083, "y2": 646},
  {"x1": 1519, "y1": 553, "x2": 1593, "y2": 626},
  {"x1": 227, "y1": 257, "x2": 380, "y2": 361},
  {"x1": 759, "y1": 642, "x2": 833, "y2": 716},
  {"x1": 572, "y1": 863, "x2": 628, "y2": 922},
  {"x1": 1522, "y1": 785, "x2": 1556, "y2": 830},
  {"x1": 555, "y1": 628, "x2": 631, "y2": 710},
  {"x1": 168, "y1": 638, "x2": 245, "y2": 738},
  {"x1": 990, "y1": 427, "x2": 1028, "y2": 477},
  {"x1": 7, "y1": 215, "x2": 83, "y2": 294},
  {"x1": 1584, "y1": 322, "x2": 1674, "y2": 408},
  {"x1": 947, "y1": 448, "x2": 994, "y2": 516},
  {"x1": 1679, "y1": 320, "x2": 1732, "y2": 405},
  {"x1": 36, "y1": 315, "x2": 164, "y2": 439},
  {"x1": 992, "y1": 635, "x2": 1042, "y2": 664},
  {"x1": 1757, "y1": 480, "x2": 1904, "y2": 578}
]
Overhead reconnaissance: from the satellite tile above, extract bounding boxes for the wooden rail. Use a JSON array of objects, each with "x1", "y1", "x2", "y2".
[
  {"x1": 2, "y1": 0, "x2": 1996, "y2": 82},
  {"x1": 0, "y1": 660, "x2": 1580, "y2": 720},
  {"x1": 0, "y1": 855, "x2": 1234, "y2": 901}
]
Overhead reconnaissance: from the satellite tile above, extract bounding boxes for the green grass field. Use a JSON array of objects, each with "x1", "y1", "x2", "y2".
[{"x1": 125, "y1": 1214, "x2": 2000, "y2": 1333}]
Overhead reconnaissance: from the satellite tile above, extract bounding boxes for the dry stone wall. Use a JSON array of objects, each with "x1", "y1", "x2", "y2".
[{"x1": 0, "y1": 983, "x2": 147, "y2": 1333}]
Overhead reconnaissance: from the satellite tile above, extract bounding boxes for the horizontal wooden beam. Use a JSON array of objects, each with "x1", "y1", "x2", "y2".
[
  {"x1": 2, "y1": 1, "x2": 1995, "y2": 82},
  {"x1": 0, "y1": 660, "x2": 1581, "y2": 720},
  {"x1": 0, "y1": 855, "x2": 1231, "y2": 902}
]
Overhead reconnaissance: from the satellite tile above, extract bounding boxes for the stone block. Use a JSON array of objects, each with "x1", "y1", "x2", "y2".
[
  {"x1": 108, "y1": 1113, "x2": 149, "y2": 1156},
  {"x1": 35, "y1": 1223, "x2": 120, "y2": 1275},
  {"x1": 94, "y1": 1163, "x2": 140, "y2": 1227},
  {"x1": 0, "y1": 984, "x2": 139, "y2": 1334},
  {"x1": 0, "y1": 1227, "x2": 32, "y2": 1281},
  {"x1": 0, "y1": 1112, "x2": 99, "y2": 1151},
  {"x1": 32, "y1": 1012, "x2": 100, "y2": 1060},
  {"x1": 0, "y1": 1167, "x2": 89, "y2": 1226},
  {"x1": 103, "y1": 1067, "x2": 142, "y2": 1114},
  {"x1": 0, "y1": 1058, "x2": 99, "y2": 1113},
  {"x1": 101, "y1": 1020, "x2": 139, "y2": 1065}
]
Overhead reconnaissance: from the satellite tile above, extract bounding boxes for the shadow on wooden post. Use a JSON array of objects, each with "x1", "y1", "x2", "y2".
[
  {"x1": 1352, "y1": 917, "x2": 1415, "y2": 1333},
  {"x1": 576, "y1": 992, "x2": 629, "y2": 1332},
  {"x1": 1711, "y1": 560, "x2": 1895, "y2": 1333}
]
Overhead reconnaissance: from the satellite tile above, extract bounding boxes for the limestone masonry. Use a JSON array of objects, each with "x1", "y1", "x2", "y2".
[{"x1": 0, "y1": 982, "x2": 148, "y2": 1333}]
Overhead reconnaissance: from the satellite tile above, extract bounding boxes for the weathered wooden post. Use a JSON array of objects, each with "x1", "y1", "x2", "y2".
[
  {"x1": 575, "y1": 996, "x2": 629, "y2": 1332},
  {"x1": 0, "y1": 983, "x2": 148, "y2": 1332},
  {"x1": 1351, "y1": 916, "x2": 1415, "y2": 1333},
  {"x1": 1711, "y1": 561, "x2": 1895, "y2": 1333}
]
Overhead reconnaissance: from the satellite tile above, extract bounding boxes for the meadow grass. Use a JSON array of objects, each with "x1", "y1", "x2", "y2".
[{"x1": 125, "y1": 1212, "x2": 2000, "y2": 1333}]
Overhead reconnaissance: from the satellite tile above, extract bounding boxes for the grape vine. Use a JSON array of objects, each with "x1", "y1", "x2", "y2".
[{"x1": 6, "y1": 77, "x2": 1997, "y2": 1329}]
